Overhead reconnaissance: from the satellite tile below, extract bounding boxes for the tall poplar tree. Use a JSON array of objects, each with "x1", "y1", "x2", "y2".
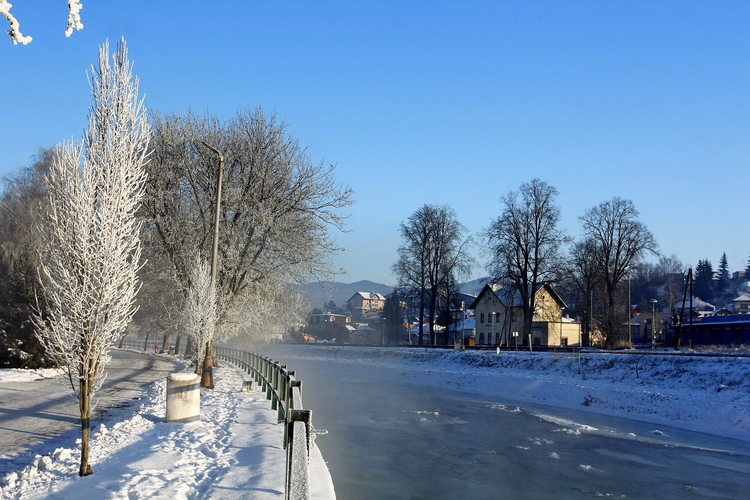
[{"x1": 34, "y1": 39, "x2": 150, "y2": 476}]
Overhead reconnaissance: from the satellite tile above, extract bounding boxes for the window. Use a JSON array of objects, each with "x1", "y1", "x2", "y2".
[
  {"x1": 480, "y1": 313, "x2": 484, "y2": 324},
  {"x1": 561, "y1": 338, "x2": 568, "y2": 347},
  {"x1": 479, "y1": 332, "x2": 485, "y2": 344}
]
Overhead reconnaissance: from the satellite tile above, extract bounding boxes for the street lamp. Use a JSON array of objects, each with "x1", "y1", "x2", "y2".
[
  {"x1": 559, "y1": 306, "x2": 565, "y2": 347},
  {"x1": 460, "y1": 301, "x2": 465, "y2": 350},
  {"x1": 628, "y1": 275, "x2": 632, "y2": 347},
  {"x1": 200, "y1": 141, "x2": 224, "y2": 390},
  {"x1": 650, "y1": 299, "x2": 658, "y2": 350},
  {"x1": 491, "y1": 312, "x2": 496, "y2": 347}
]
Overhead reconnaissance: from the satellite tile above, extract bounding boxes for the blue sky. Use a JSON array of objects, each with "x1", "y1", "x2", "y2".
[{"x1": 2, "y1": 1, "x2": 749, "y2": 284}]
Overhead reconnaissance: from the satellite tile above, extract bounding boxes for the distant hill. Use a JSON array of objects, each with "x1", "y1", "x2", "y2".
[
  {"x1": 296, "y1": 280, "x2": 396, "y2": 310},
  {"x1": 459, "y1": 277, "x2": 490, "y2": 296},
  {"x1": 297, "y1": 277, "x2": 490, "y2": 311}
]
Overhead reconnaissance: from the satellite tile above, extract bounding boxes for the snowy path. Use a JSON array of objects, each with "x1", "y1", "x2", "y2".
[
  {"x1": 0, "y1": 356, "x2": 336, "y2": 499},
  {"x1": 0, "y1": 350, "x2": 180, "y2": 458}
]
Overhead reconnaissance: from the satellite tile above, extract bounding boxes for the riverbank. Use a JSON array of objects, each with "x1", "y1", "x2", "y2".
[{"x1": 262, "y1": 345, "x2": 750, "y2": 443}]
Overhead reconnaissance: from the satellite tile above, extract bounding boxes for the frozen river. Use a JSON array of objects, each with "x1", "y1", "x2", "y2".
[{"x1": 264, "y1": 346, "x2": 750, "y2": 499}]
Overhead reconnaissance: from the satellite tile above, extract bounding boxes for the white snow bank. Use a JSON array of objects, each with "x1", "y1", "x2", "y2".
[
  {"x1": 0, "y1": 361, "x2": 335, "y2": 499},
  {"x1": 0, "y1": 368, "x2": 65, "y2": 383}
]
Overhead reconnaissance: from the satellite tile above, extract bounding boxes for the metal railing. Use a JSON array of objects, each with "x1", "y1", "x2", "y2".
[
  {"x1": 214, "y1": 347, "x2": 313, "y2": 500},
  {"x1": 118, "y1": 341, "x2": 314, "y2": 500}
]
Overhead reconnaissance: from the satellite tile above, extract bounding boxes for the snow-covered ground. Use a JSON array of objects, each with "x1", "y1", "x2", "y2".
[
  {"x1": 0, "y1": 355, "x2": 335, "y2": 499},
  {"x1": 264, "y1": 344, "x2": 750, "y2": 443},
  {"x1": 2, "y1": 345, "x2": 749, "y2": 499}
]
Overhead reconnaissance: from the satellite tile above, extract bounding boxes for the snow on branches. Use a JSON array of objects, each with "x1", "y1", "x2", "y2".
[
  {"x1": 184, "y1": 255, "x2": 217, "y2": 368},
  {"x1": 34, "y1": 38, "x2": 149, "y2": 476},
  {"x1": 1, "y1": 0, "x2": 83, "y2": 45},
  {"x1": 65, "y1": 0, "x2": 83, "y2": 37}
]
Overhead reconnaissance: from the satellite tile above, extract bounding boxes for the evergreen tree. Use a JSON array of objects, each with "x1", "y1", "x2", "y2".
[
  {"x1": 716, "y1": 252, "x2": 730, "y2": 297},
  {"x1": 693, "y1": 259, "x2": 715, "y2": 302},
  {"x1": 745, "y1": 254, "x2": 750, "y2": 281}
]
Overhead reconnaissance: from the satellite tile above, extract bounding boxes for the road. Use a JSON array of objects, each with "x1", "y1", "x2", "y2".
[
  {"x1": 0, "y1": 349, "x2": 181, "y2": 458},
  {"x1": 263, "y1": 346, "x2": 750, "y2": 499}
]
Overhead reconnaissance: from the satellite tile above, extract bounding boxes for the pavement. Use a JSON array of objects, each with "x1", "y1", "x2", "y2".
[{"x1": 0, "y1": 350, "x2": 181, "y2": 458}]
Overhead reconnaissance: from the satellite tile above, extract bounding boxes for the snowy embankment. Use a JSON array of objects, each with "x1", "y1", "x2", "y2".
[
  {"x1": 271, "y1": 345, "x2": 750, "y2": 443},
  {"x1": 0, "y1": 358, "x2": 335, "y2": 499}
]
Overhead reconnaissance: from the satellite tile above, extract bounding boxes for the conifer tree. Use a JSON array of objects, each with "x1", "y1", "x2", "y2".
[
  {"x1": 716, "y1": 252, "x2": 730, "y2": 297},
  {"x1": 693, "y1": 259, "x2": 715, "y2": 303}
]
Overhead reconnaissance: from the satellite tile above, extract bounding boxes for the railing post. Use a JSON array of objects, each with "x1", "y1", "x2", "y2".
[{"x1": 286, "y1": 409, "x2": 312, "y2": 500}]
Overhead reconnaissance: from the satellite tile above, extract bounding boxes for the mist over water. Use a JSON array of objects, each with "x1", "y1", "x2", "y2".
[{"x1": 263, "y1": 345, "x2": 750, "y2": 499}]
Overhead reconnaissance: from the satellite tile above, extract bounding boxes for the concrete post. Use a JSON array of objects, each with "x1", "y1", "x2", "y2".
[{"x1": 166, "y1": 373, "x2": 201, "y2": 423}]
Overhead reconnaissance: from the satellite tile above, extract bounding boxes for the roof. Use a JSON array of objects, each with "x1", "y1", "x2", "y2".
[
  {"x1": 310, "y1": 312, "x2": 351, "y2": 319},
  {"x1": 469, "y1": 282, "x2": 567, "y2": 310},
  {"x1": 347, "y1": 291, "x2": 387, "y2": 303}
]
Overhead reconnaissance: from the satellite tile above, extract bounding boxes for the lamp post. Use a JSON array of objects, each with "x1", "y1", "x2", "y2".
[
  {"x1": 460, "y1": 301, "x2": 465, "y2": 350},
  {"x1": 200, "y1": 141, "x2": 224, "y2": 390},
  {"x1": 628, "y1": 275, "x2": 632, "y2": 347},
  {"x1": 491, "y1": 312, "x2": 496, "y2": 347},
  {"x1": 650, "y1": 299, "x2": 658, "y2": 350},
  {"x1": 559, "y1": 306, "x2": 565, "y2": 347}
]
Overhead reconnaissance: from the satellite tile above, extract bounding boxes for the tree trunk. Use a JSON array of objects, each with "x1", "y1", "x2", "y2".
[
  {"x1": 184, "y1": 335, "x2": 193, "y2": 359},
  {"x1": 79, "y1": 378, "x2": 93, "y2": 476},
  {"x1": 428, "y1": 289, "x2": 437, "y2": 346},
  {"x1": 200, "y1": 342, "x2": 214, "y2": 389},
  {"x1": 161, "y1": 333, "x2": 170, "y2": 352}
]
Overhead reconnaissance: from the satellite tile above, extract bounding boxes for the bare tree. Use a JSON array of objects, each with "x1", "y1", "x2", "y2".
[
  {"x1": 392, "y1": 207, "x2": 431, "y2": 345},
  {"x1": 654, "y1": 254, "x2": 686, "y2": 316},
  {"x1": 382, "y1": 289, "x2": 407, "y2": 345},
  {"x1": 482, "y1": 179, "x2": 568, "y2": 342},
  {"x1": 562, "y1": 237, "x2": 601, "y2": 347},
  {"x1": 579, "y1": 197, "x2": 657, "y2": 349},
  {"x1": 393, "y1": 204, "x2": 473, "y2": 345},
  {"x1": 0, "y1": 149, "x2": 53, "y2": 367},
  {"x1": 33, "y1": 39, "x2": 149, "y2": 476},
  {"x1": 142, "y1": 109, "x2": 352, "y2": 346},
  {"x1": 1, "y1": 0, "x2": 83, "y2": 45}
]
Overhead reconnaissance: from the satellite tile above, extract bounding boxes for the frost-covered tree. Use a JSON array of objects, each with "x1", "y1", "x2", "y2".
[
  {"x1": 1, "y1": 0, "x2": 83, "y2": 45},
  {"x1": 33, "y1": 38, "x2": 149, "y2": 476},
  {"x1": 184, "y1": 256, "x2": 216, "y2": 374},
  {"x1": 142, "y1": 109, "x2": 352, "y2": 346}
]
